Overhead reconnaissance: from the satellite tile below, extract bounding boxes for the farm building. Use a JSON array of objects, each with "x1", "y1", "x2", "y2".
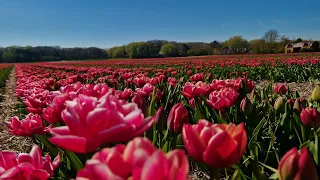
[
  {"x1": 285, "y1": 41, "x2": 320, "y2": 53},
  {"x1": 221, "y1": 46, "x2": 233, "y2": 54},
  {"x1": 221, "y1": 46, "x2": 249, "y2": 55}
]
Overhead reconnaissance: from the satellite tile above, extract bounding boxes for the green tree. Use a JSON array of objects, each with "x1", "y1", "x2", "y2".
[
  {"x1": 159, "y1": 44, "x2": 178, "y2": 57},
  {"x1": 249, "y1": 39, "x2": 267, "y2": 54},
  {"x1": 2, "y1": 48, "x2": 17, "y2": 62},
  {"x1": 295, "y1": 38, "x2": 303, "y2": 43},
  {"x1": 224, "y1": 36, "x2": 249, "y2": 49}
]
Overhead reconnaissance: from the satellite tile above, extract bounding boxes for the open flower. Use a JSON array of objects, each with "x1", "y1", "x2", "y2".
[
  {"x1": 0, "y1": 144, "x2": 60, "y2": 179},
  {"x1": 50, "y1": 93, "x2": 162, "y2": 153},
  {"x1": 6, "y1": 113, "x2": 51, "y2": 136},
  {"x1": 181, "y1": 81, "x2": 211, "y2": 99},
  {"x1": 76, "y1": 137, "x2": 189, "y2": 180},
  {"x1": 206, "y1": 88, "x2": 239, "y2": 110}
]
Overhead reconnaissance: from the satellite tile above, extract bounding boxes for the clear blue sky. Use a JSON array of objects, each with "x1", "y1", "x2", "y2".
[{"x1": 1, "y1": 0, "x2": 319, "y2": 48}]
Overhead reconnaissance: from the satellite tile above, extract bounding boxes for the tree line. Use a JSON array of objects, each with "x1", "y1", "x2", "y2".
[
  {"x1": 1, "y1": 29, "x2": 318, "y2": 63},
  {"x1": 0, "y1": 46, "x2": 108, "y2": 63}
]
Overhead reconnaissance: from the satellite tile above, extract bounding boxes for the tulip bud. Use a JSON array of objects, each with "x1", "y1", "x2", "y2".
[
  {"x1": 311, "y1": 85, "x2": 320, "y2": 102},
  {"x1": 300, "y1": 108, "x2": 320, "y2": 128},
  {"x1": 274, "y1": 97, "x2": 285, "y2": 114},
  {"x1": 132, "y1": 95, "x2": 148, "y2": 117},
  {"x1": 278, "y1": 148, "x2": 317, "y2": 180},
  {"x1": 240, "y1": 97, "x2": 253, "y2": 115},
  {"x1": 168, "y1": 103, "x2": 189, "y2": 133},
  {"x1": 293, "y1": 98, "x2": 307, "y2": 114}
]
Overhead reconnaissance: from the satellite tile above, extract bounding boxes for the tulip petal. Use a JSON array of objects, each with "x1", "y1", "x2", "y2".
[
  {"x1": 50, "y1": 135, "x2": 100, "y2": 153},
  {"x1": 0, "y1": 151, "x2": 18, "y2": 169},
  {"x1": 203, "y1": 131, "x2": 238, "y2": 168},
  {"x1": 182, "y1": 124, "x2": 207, "y2": 162}
]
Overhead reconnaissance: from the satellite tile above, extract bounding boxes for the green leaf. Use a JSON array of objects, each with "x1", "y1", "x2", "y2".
[{"x1": 65, "y1": 151, "x2": 83, "y2": 171}]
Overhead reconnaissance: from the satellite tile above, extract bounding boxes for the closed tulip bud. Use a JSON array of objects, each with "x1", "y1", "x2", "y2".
[
  {"x1": 168, "y1": 103, "x2": 189, "y2": 133},
  {"x1": 293, "y1": 98, "x2": 307, "y2": 114},
  {"x1": 278, "y1": 148, "x2": 317, "y2": 180},
  {"x1": 311, "y1": 85, "x2": 320, "y2": 102},
  {"x1": 300, "y1": 108, "x2": 320, "y2": 128},
  {"x1": 274, "y1": 97, "x2": 285, "y2": 114},
  {"x1": 182, "y1": 120, "x2": 247, "y2": 168},
  {"x1": 240, "y1": 97, "x2": 253, "y2": 115}
]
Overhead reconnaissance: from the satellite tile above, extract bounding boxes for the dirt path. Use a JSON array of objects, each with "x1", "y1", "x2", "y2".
[{"x1": 0, "y1": 67, "x2": 32, "y2": 152}]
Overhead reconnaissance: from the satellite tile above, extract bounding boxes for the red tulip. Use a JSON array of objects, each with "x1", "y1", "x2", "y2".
[
  {"x1": 181, "y1": 81, "x2": 211, "y2": 99},
  {"x1": 300, "y1": 108, "x2": 320, "y2": 128},
  {"x1": 206, "y1": 88, "x2": 239, "y2": 110},
  {"x1": 168, "y1": 103, "x2": 189, "y2": 133},
  {"x1": 76, "y1": 137, "x2": 189, "y2": 180},
  {"x1": 49, "y1": 94, "x2": 161, "y2": 153},
  {"x1": 190, "y1": 73, "x2": 203, "y2": 82},
  {"x1": 136, "y1": 83, "x2": 154, "y2": 97},
  {"x1": 168, "y1": 77, "x2": 177, "y2": 87},
  {"x1": 182, "y1": 120, "x2": 247, "y2": 168},
  {"x1": 132, "y1": 94, "x2": 148, "y2": 117},
  {"x1": 0, "y1": 144, "x2": 60, "y2": 179},
  {"x1": 115, "y1": 88, "x2": 133, "y2": 100},
  {"x1": 6, "y1": 113, "x2": 51, "y2": 136},
  {"x1": 274, "y1": 83, "x2": 287, "y2": 94},
  {"x1": 278, "y1": 147, "x2": 317, "y2": 180}
]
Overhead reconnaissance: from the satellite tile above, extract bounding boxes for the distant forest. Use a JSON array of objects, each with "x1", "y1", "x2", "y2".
[{"x1": 0, "y1": 29, "x2": 317, "y2": 63}]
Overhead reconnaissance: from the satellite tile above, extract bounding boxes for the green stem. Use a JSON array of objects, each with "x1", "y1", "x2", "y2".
[
  {"x1": 210, "y1": 168, "x2": 220, "y2": 180},
  {"x1": 314, "y1": 130, "x2": 319, "y2": 165},
  {"x1": 301, "y1": 125, "x2": 307, "y2": 143},
  {"x1": 171, "y1": 134, "x2": 177, "y2": 150}
]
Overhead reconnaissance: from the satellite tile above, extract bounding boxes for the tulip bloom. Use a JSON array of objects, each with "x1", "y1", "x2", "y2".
[
  {"x1": 168, "y1": 103, "x2": 189, "y2": 133},
  {"x1": 300, "y1": 108, "x2": 320, "y2": 128},
  {"x1": 0, "y1": 144, "x2": 60, "y2": 179},
  {"x1": 181, "y1": 81, "x2": 211, "y2": 99},
  {"x1": 42, "y1": 94, "x2": 69, "y2": 124},
  {"x1": 115, "y1": 89, "x2": 134, "y2": 100},
  {"x1": 50, "y1": 94, "x2": 161, "y2": 153},
  {"x1": 76, "y1": 137, "x2": 189, "y2": 180},
  {"x1": 278, "y1": 147, "x2": 317, "y2": 180},
  {"x1": 206, "y1": 88, "x2": 239, "y2": 110},
  {"x1": 274, "y1": 83, "x2": 287, "y2": 94},
  {"x1": 182, "y1": 120, "x2": 247, "y2": 168},
  {"x1": 6, "y1": 113, "x2": 51, "y2": 136}
]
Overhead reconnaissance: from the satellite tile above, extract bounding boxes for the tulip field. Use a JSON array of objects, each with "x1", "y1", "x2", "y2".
[{"x1": 2, "y1": 53, "x2": 320, "y2": 179}]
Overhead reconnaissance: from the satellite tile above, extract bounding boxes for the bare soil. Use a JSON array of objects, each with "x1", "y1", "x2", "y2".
[
  {"x1": 0, "y1": 67, "x2": 32, "y2": 152},
  {"x1": 255, "y1": 80, "x2": 314, "y2": 99}
]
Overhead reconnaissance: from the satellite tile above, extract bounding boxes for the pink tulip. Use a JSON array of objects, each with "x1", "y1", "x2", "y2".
[
  {"x1": 181, "y1": 81, "x2": 211, "y2": 99},
  {"x1": 6, "y1": 113, "x2": 51, "y2": 136},
  {"x1": 42, "y1": 94, "x2": 69, "y2": 124},
  {"x1": 206, "y1": 88, "x2": 239, "y2": 110},
  {"x1": 182, "y1": 120, "x2": 247, "y2": 168},
  {"x1": 278, "y1": 147, "x2": 317, "y2": 180},
  {"x1": 190, "y1": 73, "x2": 203, "y2": 82},
  {"x1": 115, "y1": 88, "x2": 133, "y2": 100},
  {"x1": 0, "y1": 144, "x2": 60, "y2": 179},
  {"x1": 50, "y1": 93, "x2": 162, "y2": 153},
  {"x1": 76, "y1": 137, "x2": 189, "y2": 180}
]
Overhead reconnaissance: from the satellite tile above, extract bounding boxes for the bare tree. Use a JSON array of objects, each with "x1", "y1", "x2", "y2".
[{"x1": 263, "y1": 29, "x2": 280, "y2": 43}]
